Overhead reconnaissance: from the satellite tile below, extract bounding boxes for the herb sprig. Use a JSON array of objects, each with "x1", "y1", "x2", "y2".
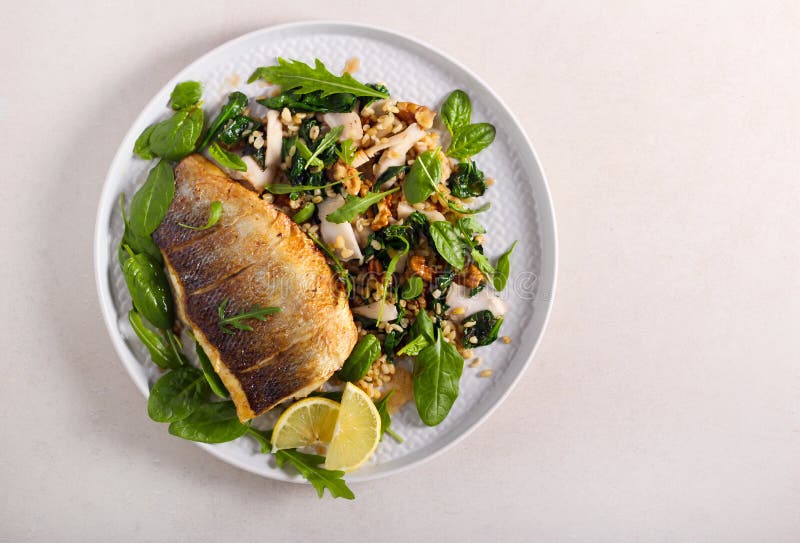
[{"x1": 217, "y1": 299, "x2": 281, "y2": 335}]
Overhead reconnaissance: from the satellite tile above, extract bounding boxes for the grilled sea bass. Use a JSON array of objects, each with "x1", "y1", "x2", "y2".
[{"x1": 153, "y1": 155, "x2": 358, "y2": 422}]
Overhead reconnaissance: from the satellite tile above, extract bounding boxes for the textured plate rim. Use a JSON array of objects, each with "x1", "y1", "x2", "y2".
[{"x1": 93, "y1": 20, "x2": 558, "y2": 484}]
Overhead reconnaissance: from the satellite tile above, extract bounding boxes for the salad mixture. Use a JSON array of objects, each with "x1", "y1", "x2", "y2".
[{"x1": 118, "y1": 58, "x2": 517, "y2": 499}]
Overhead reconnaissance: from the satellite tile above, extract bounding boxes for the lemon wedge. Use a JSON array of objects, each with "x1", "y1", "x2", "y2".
[
  {"x1": 324, "y1": 383, "x2": 381, "y2": 472},
  {"x1": 271, "y1": 397, "x2": 340, "y2": 451}
]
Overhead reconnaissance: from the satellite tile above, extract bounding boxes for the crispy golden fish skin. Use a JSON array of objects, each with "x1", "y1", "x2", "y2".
[{"x1": 153, "y1": 155, "x2": 357, "y2": 421}]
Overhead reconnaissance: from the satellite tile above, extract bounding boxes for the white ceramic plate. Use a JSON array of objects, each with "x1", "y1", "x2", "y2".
[{"x1": 94, "y1": 21, "x2": 557, "y2": 483}]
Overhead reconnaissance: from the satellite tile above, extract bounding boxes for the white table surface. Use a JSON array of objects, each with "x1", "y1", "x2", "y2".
[{"x1": 2, "y1": 2, "x2": 799, "y2": 541}]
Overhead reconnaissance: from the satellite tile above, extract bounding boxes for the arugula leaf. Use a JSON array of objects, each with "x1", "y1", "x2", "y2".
[
  {"x1": 292, "y1": 202, "x2": 316, "y2": 224},
  {"x1": 208, "y1": 141, "x2": 246, "y2": 171},
  {"x1": 337, "y1": 334, "x2": 381, "y2": 382},
  {"x1": 147, "y1": 366, "x2": 210, "y2": 423},
  {"x1": 492, "y1": 241, "x2": 518, "y2": 291},
  {"x1": 248, "y1": 58, "x2": 389, "y2": 100},
  {"x1": 198, "y1": 92, "x2": 248, "y2": 150},
  {"x1": 217, "y1": 299, "x2": 281, "y2": 334},
  {"x1": 401, "y1": 275, "x2": 424, "y2": 300},
  {"x1": 325, "y1": 188, "x2": 399, "y2": 224},
  {"x1": 169, "y1": 81, "x2": 203, "y2": 110},
  {"x1": 195, "y1": 341, "x2": 229, "y2": 398},
  {"x1": 471, "y1": 248, "x2": 495, "y2": 278},
  {"x1": 264, "y1": 179, "x2": 342, "y2": 195},
  {"x1": 403, "y1": 150, "x2": 442, "y2": 204},
  {"x1": 168, "y1": 401, "x2": 248, "y2": 443},
  {"x1": 457, "y1": 217, "x2": 486, "y2": 236},
  {"x1": 129, "y1": 160, "x2": 175, "y2": 237},
  {"x1": 128, "y1": 310, "x2": 183, "y2": 369},
  {"x1": 336, "y1": 139, "x2": 357, "y2": 165},
  {"x1": 305, "y1": 126, "x2": 343, "y2": 170},
  {"x1": 429, "y1": 221, "x2": 469, "y2": 269},
  {"x1": 179, "y1": 201, "x2": 222, "y2": 231},
  {"x1": 133, "y1": 124, "x2": 156, "y2": 160},
  {"x1": 308, "y1": 233, "x2": 353, "y2": 295},
  {"x1": 462, "y1": 310, "x2": 503, "y2": 347},
  {"x1": 121, "y1": 250, "x2": 174, "y2": 330},
  {"x1": 274, "y1": 449, "x2": 354, "y2": 500},
  {"x1": 245, "y1": 427, "x2": 273, "y2": 453},
  {"x1": 374, "y1": 390, "x2": 403, "y2": 443},
  {"x1": 447, "y1": 123, "x2": 496, "y2": 159},
  {"x1": 442, "y1": 197, "x2": 491, "y2": 215},
  {"x1": 413, "y1": 331, "x2": 464, "y2": 426},
  {"x1": 148, "y1": 106, "x2": 204, "y2": 161},
  {"x1": 441, "y1": 90, "x2": 472, "y2": 134}
]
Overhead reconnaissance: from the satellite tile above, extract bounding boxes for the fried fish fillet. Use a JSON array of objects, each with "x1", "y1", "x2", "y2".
[{"x1": 153, "y1": 155, "x2": 357, "y2": 421}]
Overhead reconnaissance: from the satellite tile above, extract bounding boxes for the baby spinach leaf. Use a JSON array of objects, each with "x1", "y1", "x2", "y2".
[
  {"x1": 492, "y1": 241, "x2": 518, "y2": 291},
  {"x1": 147, "y1": 366, "x2": 210, "y2": 423},
  {"x1": 164, "y1": 330, "x2": 188, "y2": 367},
  {"x1": 462, "y1": 310, "x2": 503, "y2": 347},
  {"x1": 457, "y1": 217, "x2": 486, "y2": 237},
  {"x1": 128, "y1": 310, "x2": 182, "y2": 369},
  {"x1": 218, "y1": 115, "x2": 257, "y2": 146},
  {"x1": 258, "y1": 90, "x2": 356, "y2": 113},
  {"x1": 168, "y1": 401, "x2": 248, "y2": 443},
  {"x1": 169, "y1": 81, "x2": 203, "y2": 110},
  {"x1": 122, "y1": 250, "x2": 174, "y2": 330},
  {"x1": 403, "y1": 150, "x2": 441, "y2": 204},
  {"x1": 429, "y1": 221, "x2": 469, "y2": 269},
  {"x1": 410, "y1": 308, "x2": 435, "y2": 344},
  {"x1": 274, "y1": 449, "x2": 355, "y2": 500},
  {"x1": 337, "y1": 334, "x2": 381, "y2": 382},
  {"x1": 128, "y1": 160, "x2": 175, "y2": 237},
  {"x1": 292, "y1": 202, "x2": 316, "y2": 224},
  {"x1": 448, "y1": 161, "x2": 486, "y2": 198},
  {"x1": 413, "y1": 331, "x2": 464, "y2": 426},
  {"x1": 374, "y1": 390, "x2": 403, "y2": 443},
  {"x1": 148, "y1": 106, "x2": 204, "y2": 160},
  {"x1": 119, "y1": 194, "x2": 162, "y2": 265},
  {"x1": 198, "y1": 92, "x2": 248, "y2": 150},
  {"x1": 336, "y1": 139, "x2": 357, "y2": 165},
  {"x1": 396, "y1": 334, "x2": 429, "y2": 356},
  {"x1": 447, "y1": 122, "x2": 496, "y2": 159},
  {"x1": 441, "y1": 89, "x2": 472, "y2": 135},
  {"x1": 180, "y1": 201, "x2": 222, "y2": 231},
  {"x1": 401, "y1": 275, "x2": 424, "y2": 300},
  {"x1": 208, "y1": 142, "x2": 246, "y2": 171},
  {"x1": 195, "y1": 341, "x2": 229, "y2": 399},
  {"x1": 325, "y1": 188, "x2": 399, "y2": 224},
  {"x1": 248, "y1": 58, "x2": 389, "y2": 100},
  {"x1": 133, "y1": 124, "x2": 156, "y2": 159}
]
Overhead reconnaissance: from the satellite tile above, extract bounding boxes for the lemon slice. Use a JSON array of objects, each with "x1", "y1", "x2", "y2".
[
  {"x1": 324, "y1": 383, "x2": 381, "y2": 472},
  {"x1": 271, "y1": 397, "x2": 340, "y2": 451}
]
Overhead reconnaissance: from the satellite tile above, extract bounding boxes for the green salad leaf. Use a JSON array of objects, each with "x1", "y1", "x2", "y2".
[
  {"x1": 169, "y1": 81, "x2": 203, "y2": 110},
  {"x1": 413, "y1": 331, "x2": 464, "y2": 426},
  {"x1": 429, "y1": 221, "x2": 469, "y2": 269},
  {"x1": 198, "y1": 91, "x2": 248, "y2": 150},
  {"x1": 403, "y1": 150, "x2": 441, "y2": 204},
  {"x1": 441, "y1": 89, "x2": 472, "y2": 134},
  {"x1": 128, "y1": 160, "x2": 175, "y2": 237},
  {"x1": 147, "y1": 106, "x2": 204, "y2": 161},
  {"x1": 195, "y1": 341, "x2": 229, "y2": 398},
  {"x1": 208, "y1": 141, "x2": 246, "y2": 171},
  {"x1": 336, "y1": 139, "x2": 357, "y2": 165},
  {"x1": 447, "y1": 123, "x2": 496, "y2": 159},
  {"x1": 305, "y1": 126, "x2": 343, "y2": 170},
  {"x1": 461, "y1": 310, "x2": 503, "y2": 347},
  {"x1": 401, "y1": 275, "x2": 424, "y2": 300},
  {"x1": 179, "y1": 201, "x2": 222, "y2": 231},
  {"x1": 121, "y1": 249, "x2": 174, "y2": 330},
  {"x1": 248, "y1": 58, "x2": 389, "y2": 100},
  {"x1": 128, "y1": 310, "x2": 183, "y2": 370},
  {"x1": 492, "y1": 241, "x2": 518, "y2": 291},
  {"x1": 292, "y1": 202, "x2": 316, "y2": 224},
  {"x1": 147, "y1": 366, "x2": 210, "y2": 423},
  {"x1": 217, "y1": 299, "x2": 281, "y2": 334},
  {"x1": 325, "y1": 188, "x2": 399, "y2": 224},
  {"x1": 375, "y1": 390, "x2": 403, "y2": 443},
  {"x1": 337, "y1": 334, "x2": 381, "y2": 382},
  {"x1": 168, "y1": 401, "x2": 248, "y2": 443},
  {"x1": 274, "y1": 449, "x2": 355, "y2": 500}
]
